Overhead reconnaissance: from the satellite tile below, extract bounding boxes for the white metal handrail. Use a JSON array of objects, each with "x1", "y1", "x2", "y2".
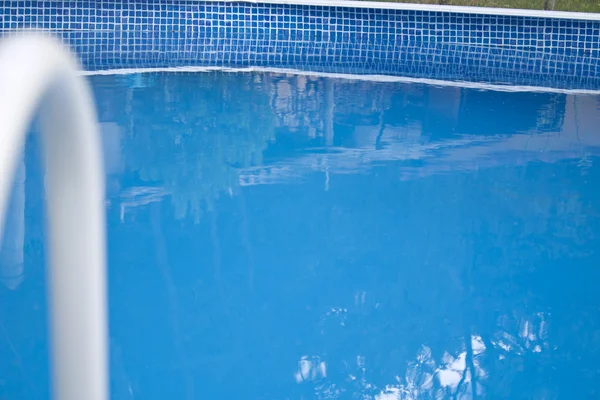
[{"x1": 0, "y1": 35, "x2": 107, "y2": 400}]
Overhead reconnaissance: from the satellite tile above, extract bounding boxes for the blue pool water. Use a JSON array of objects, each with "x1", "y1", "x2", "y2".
[{"x1": 1, "y1": 72, "x2": 600, "y2": 399}]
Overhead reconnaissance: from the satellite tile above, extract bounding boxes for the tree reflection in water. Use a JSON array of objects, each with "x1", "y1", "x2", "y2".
[{"x1": 118, "y1": 72, "x2": 277, "y2": 222}]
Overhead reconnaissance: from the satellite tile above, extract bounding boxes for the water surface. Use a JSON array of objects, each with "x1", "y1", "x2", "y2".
[{"x1": 1, "y1": 72, "x2": 600, "y2": 399}]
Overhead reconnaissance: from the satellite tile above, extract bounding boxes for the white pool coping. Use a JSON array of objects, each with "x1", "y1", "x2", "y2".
[
  {"x1": 221, "y1": 0, "x2": 600, "y2": 21},
  {"x1": 79, "y1": 65, "x2": 600, "y2": 95}
]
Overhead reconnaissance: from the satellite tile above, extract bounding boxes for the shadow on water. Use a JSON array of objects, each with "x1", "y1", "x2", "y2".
[{"x1": 2, "y1": 71, "x2": 600, "y2": 399}]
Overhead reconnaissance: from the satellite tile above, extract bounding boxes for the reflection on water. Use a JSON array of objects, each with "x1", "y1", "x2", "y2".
[
  {"x1": 111, "y1": 73, "x2": 277, "y2": 223},
  {"x1": 1, "y1": 72, "x2": 600, "y2": 399},
  {"x1": 0, "y1": 158, "x2": 25, "y2": 290}
]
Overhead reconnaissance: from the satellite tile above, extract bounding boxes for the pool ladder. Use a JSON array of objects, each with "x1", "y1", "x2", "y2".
[{"x1": 0, "y1": 35, "x2": 108, "y2": 400}]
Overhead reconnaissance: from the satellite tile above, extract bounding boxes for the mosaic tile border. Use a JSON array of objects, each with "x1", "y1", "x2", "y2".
[{"x1": 1, "y1": 1, "x2": 600, "y2": 89}]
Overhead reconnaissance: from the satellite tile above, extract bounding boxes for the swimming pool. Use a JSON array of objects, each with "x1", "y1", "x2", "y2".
[
  {"x1": 2, "y1": 0, "x2": 600, "y2": 398},
  {"x1": 1, "y1": 70, "x2": 600, "y2": 399}
]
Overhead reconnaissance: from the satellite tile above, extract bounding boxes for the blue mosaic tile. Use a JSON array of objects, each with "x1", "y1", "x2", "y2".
[{"x1": 0, "y1": 1, "x2": 599, "y2": 89}]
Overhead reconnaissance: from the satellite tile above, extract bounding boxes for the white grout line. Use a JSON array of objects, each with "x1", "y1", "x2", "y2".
[
  {"x1": 79, "y1": 65, "x2": 600, "y2": 95},
  {"x1": 210, "y1": 0, "x2": 600, "y2": 21}
]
